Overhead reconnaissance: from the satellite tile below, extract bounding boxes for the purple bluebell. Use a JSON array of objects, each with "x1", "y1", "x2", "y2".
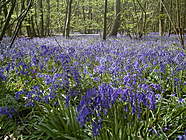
[
  {"x1": 15, "y1": 91, "x2": 25, "y2": 100},
  {"x1": 178, "y1": 98, "x2": 185, "y2": 103},
  {"x1": 0, "y1": 107, "x2": 15, "y2": 118}
]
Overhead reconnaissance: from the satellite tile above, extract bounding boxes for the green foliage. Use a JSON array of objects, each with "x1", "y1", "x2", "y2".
[
  {"x1": 35, "y1": 100, "x2": 91, "y2": 140},
  {"x1": 93, "y1": 91, "x2": 186, "y2": 140}
]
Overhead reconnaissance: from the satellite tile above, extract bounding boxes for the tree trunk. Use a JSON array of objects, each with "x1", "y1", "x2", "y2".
[
  {"x1": 168, "y1": 0, "x2": 173, "y2": 36},
  {"x1": 30, "y1": 15, "x2": 36, "y2": 36},
  {"x1": 34, "y1": 1, "x2": 39, "y2": 36},
  {"x1": 88, "y1": 0, "x2": 93, "y2": 33},
  {"x1": 176, "y1": 0, "x2": 185, "y2": 49},
  {"x1": 103, "y1": 0, "x2": 107, "y2": 40},
  {"x1": 18, "y1": 0, "x2": 25, "y2": 36},
  {"x1": 63, "y1": 0, "x2": 68, "y2": 36},
  {"x1": 64, "y1": 0, "x2": 73, "y2": 38},
  {"x1": 25, "y1": 0, "x2": 33, "y2": 37},
  {"x1": 39, "y1": 0, "x2": 44, "y2": 37},
  {"x1": 56, "y1": 0, "x2": 60, "y2": 32},
  {"x1": 159, "y1": 0, "x2": 164, "y2": 36},
  {"x1": 46, "y1": 0, "x2": 50, "y2": 36},
  {"x1": 184, "y1": 0, "x2": 186, "y2": 29},
  {"x1": 109, "y1": 0, "x2": 121, "y2": 36}
]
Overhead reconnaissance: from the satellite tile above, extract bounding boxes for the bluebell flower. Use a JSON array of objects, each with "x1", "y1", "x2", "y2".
[
  {"x1": 111, "y1": 88, "x2": 120, "y2": 104},
  {"x1": 121, "y1": 88, "x2": 130, "y2": 102},
  {"x1": 0, "y1": 107, "x2": 15, "y2": 118},
  {"x1": 133, "y1": 60, "x2": 140, "y2": 69},
  {"x1": 93, "y1": 77, "x2": 100, "y2": 82},
  {"x1": 178, "y1": 98, "x2": 185, "y2": 103},
  {"x1": 92, "y1": 119, "x2": 102, "y2": 136},
  {"x1": 5, "y1": 64, "x2": 11, "y2": 71},
  {"x1": 25, "y1": 101, "x2": 35, "y2": 107},
  {"x1": 86, "y1": 88, "x2": 97, "y2": 98},
  {"x1": 171, "y1": 93, "x2": 177, "y2": 97},
  {"x1": 155, "y1": 94, "x2": 161, "y2": 101},
  {"x1": 123, "y1": 75, "x2": 130, "y2": 85},
  {"x1": 0, "y1": 71, "x2": 6, "y2": 81},
  {"x1": 141, "y1": 84, "x2": 149, "y2": 91},
  {"x1": 150, "y1": 83, "x2": 161, "y2": 91},
  {"x1": 70, "y1": 68, "x2": 81, "y2": 83},
  {"x1": 94, "y1": 65, "x2": 106, "y2": 74},
  {"x1": 32, "y1": 56, "x2": 39, "y2": 65},
  {"x1": 177, "y1": 134, "x2": 186, "y2": 140},
  {"x1": 77, "y1": 106, "x2": 91, "y2": 126},
  {"x1": 131, "y1": 104, "x2": 137, "y2": 114},
  {"x1": 33, "y1": 96, "x2": 41, "y2": 102},
  {"x1": 65, "y1": 95, "x2": 70, "y2": 107},
  {"x1": 68, "y1": 47, "x2": 75, "y2": 55},
  {"x1": 173, "y1": 52, "x2": 185, "y2": 64},
  {"x1": 43, "y1": 95, "x2": 50, "y2": 104},
  {"x1": 147, "y1": 92, "x2": 156, "y2": 110},
  {"x1": 125, "y1": 65, "x2": 133, "y2": 71},
  {"x1": 99, "y1": 57, "x2": 107, "y2": 65},
  {"x1": 15, "y1": 91, "x2": 25, "y2": 100},
  {"x1": 159, "y1": 63, "x2": 166, "y2": 73},
  {"x1": 174, "y1": 78, "x2": 180, "y2": 85},
  {"x1": 45, "y1": 75, "x2": 53, "y2": 85}
]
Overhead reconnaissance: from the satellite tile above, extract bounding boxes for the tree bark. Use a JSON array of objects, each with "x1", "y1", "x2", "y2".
[
  {"x1": 159, "y1": 0, "x2": 164, "y2": 36},
  {"x1": 63, "y1": 0, "x2": 68, "y2": 36},
  {"x1": 64, "y1": 0, "x2": 73, "y2": 38},
  {"x1": 184, "y1": 0, "x2": 186, "y2": 29},
  {"x1": 108, "y1": 0, "x2": 121, "y2": 36},
  {"x1": 39, "y1": 0, "x2": 44, "y2": 37},
  {"x1": 46, "y1": 0, "x2": 50, "y2": 35},
  {"x1": 30, "y1": 15, "x2": 36, "y2": 36},
  {"x1": 34, "y1": 1, "x2": 39, "y2": 36},
  {"x1": 103, "y1": 0, "x2": 107, "y2": 40}
]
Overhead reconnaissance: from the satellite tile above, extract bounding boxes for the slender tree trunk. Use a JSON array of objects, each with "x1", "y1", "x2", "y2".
[
  {"x1": 109, "y1": 0, "x2": 121, "y2": 36},
  {"x1": 168, "y1": 0, "x2": 173, "y2": 36},
  {"x1": 30, "y1": 15, "x2": 36, "y2": 36},
  {"x1": 64, "y1": 0, "x2": 73, "y2": 38},
  {"x1": 136, "y1": 0, "x2": 146, "y2": 38},
  {"x1": 82, "y1": 5, "x2": 86, "y2": 34},
  {"x1": 26, "y1": 0, "x2": 33, "y2": 37},
  {"x1": 18, "y1": 0, "x2": 25, "y2": 36},
  {"x1": 34, "y1": 1, "x2": 39, "y2": 36},
  {"x1": 103, "y1": 0, "x2": 107, "y2": 40},
  {"x1": 39, "y1": 0, "x2": 44, "y2": 37},
  {"x1": 176, "y1": 0, "x2": 184, "y2": 48},
  {"x1": 63, "y1": 0, "x2": 68, "y2": 36},
  {"x1": 56, "y1": 0, "x2": 60, "y2": 32},
  {"x1": 88, "y1": 0, "x2": 92, "y2": 33},
  {"x1": 46, "y1": 0, "x2": 50, "y2": 36},
  {"x1": 184, "y1": 0, "x2": 186, "y2": 30},
  {"x1": 159, "y1": 0, "x2": 164, "y2": 36}
]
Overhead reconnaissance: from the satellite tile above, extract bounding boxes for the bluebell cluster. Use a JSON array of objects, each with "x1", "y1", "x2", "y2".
[
  {"x1": 76, "y1": 83, "x2": 158, "y2": 135},
  {"x1": 176, "y1": 131, "x2": 186, "y2": 140},
  {"x1": 0, "y1": 69, "x2": 6, "y2": 81},
  {"x1": 15, "y1": 89, "x2": 58, "y2": 107},
  {"x1": 0, "y1": 35, "x2": 185, "y2": 136},
  {"x1": 0, "y1": 107, "x2": 15, "y2": 118}
]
